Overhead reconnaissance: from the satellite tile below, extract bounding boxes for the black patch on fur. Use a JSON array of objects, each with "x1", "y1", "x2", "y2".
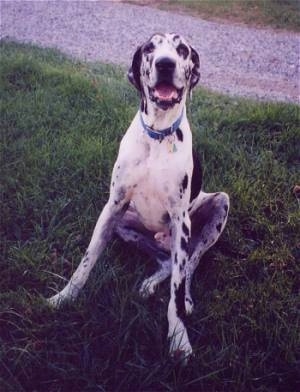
[
  {"x1": 128, "y1": 46, "x2": 142, "y2": 91},
  {"x1": 175, "y1": 277, "x2": 187, "y2": 321},
  {"x1": 179, "y1": 259, "x2": 186, "y2": 273},
  {"x1": 122, "y1": 202, "x2": 130, "y2": 213},
  {"x1": 182, "y1": 222, "x2": 189, "y2": 237},
  {"x1": 185, "y1": 67, "x2": 191, "y2": 80},
  {"x1": 173, "y1": 34, "x2": 180, "y2": 41},
  {"x1": 161, "y1": 212, "x2": 170, "y2": 224},
  {"x1": 176, "y1": 128, "x2": 183, "y2": 142},
  {"x1": 181, "y1": 174, "x2": 188, "y2": 191},
  {"x1": 140, "y1": 99, "x2": 148, "y2": 115},
  {"x1": 181, "y1": 237, "x2": 189, "y2": 253},
  {"x1": 143, "y1": 42, "x2": 155, "y2": 54},
  {"x1": 190, "y1": 47, "x2": 200, "y2": 90},
  {"x1": 224, "y1": 204, "x2": 229, "y2": 213},
  {"x1": 115, "y1": 187, "x2": 128, "y2": 207},
  {"x1": 174, "y1": 253, "x2": 178, "y2": 265},
  {"x1": 176, "y1": 43, "x2": 189, "y2": 59},
  {"x1": 190, "y1": 150, "x2": 202, "y2": 202},
  {"x1": 216, "y1": 223, "x2": 222, "y2": 232},
  {"x1": 83, "y1": 256, "x2": 89, "y2": 267}
]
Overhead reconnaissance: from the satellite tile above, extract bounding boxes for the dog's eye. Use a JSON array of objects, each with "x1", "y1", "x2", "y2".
[
  {"x1": 143, "y1": 42, "x2": 155, "y2": 54},
  {"x1": 176, "y1": 43, "x2": 189, "y2": 59}
]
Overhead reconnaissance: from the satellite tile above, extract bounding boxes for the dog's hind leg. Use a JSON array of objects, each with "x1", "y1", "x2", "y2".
[
  {"x1": 139, "y1": 258, "x2": 171, "y2": 297},
  {"x1": 185, "y1": 191, "x2": 230, "y2": 314},
  {"x1": 115, "y1": 206, "x2": 171, "y2": 297}
]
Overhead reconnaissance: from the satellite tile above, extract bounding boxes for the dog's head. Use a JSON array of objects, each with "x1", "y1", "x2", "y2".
[{"x1": 128, "y1": 33, "x2": 200, "y2": 110}]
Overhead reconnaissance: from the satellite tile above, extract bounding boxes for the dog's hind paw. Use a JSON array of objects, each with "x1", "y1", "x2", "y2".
[
  {"x1": 139, "y1": 278, "x2": 157, "y2": 298},
  {"x1": 168, "y1": 324, "x2": 193, "y2": 365},
  {"x1": 46, "y1": 282, "x2": 79, "y2": 308},
  {"x1": 46, "y1": 293, "x2": 65, "y2": 308},
  {"x1": 185, "y1": 296, "x2": 194, "y2": 315}
]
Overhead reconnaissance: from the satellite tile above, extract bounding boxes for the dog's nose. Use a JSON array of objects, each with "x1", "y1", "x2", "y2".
[{"x1": 155, "y1": 57, "x2": 176, "y2": 73}]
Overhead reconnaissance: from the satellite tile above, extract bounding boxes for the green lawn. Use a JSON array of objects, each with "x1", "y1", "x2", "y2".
[
  {"x1": 0, "y1": 41, "x2": 299, "y2": 392},
  {"x1": 164, "y1": 0, "x2": 300, "y2": 31}
]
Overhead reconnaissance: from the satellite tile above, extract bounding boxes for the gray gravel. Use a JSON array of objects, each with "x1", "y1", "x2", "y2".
[{"x1": 1, "y1": 0, "x2": 299, "y2": 103}]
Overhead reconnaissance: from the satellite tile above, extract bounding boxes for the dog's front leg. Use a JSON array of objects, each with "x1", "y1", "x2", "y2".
[
  {"x1": 167, "y1": 207, "x2": 193, "y2": 361},
  {"x1": 48, "y1": 193, "x2": 128, "y2": 308}
]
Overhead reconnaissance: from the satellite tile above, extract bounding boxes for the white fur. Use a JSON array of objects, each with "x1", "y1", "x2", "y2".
[{"x1": 48, "y1": 33, "x2": 229, "y2": 363}]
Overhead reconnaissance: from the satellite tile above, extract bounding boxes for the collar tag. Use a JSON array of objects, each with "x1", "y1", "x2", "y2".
[{"x1": 167, "y1": 134, "x2": 177, "y2": 153}]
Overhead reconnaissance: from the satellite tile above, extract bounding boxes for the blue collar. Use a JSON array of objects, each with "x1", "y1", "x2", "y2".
[{"x1": 139, "y1": 109, "x2": 184, "y2": 141}]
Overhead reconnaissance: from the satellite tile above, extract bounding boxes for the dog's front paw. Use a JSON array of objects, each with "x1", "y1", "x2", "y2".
[
  {"x1": 185, "y1": 296, "x2": 194, "y2": 315},
  {"x1": 47, "y1": 293, "x2": 65, "y2": 308},
  {"x1": 168, "y1": 322, "x2": 193, "y2": 364},
  {"x1": 46, "y1": 282, "x2": 79, "y2": 308},
  {"x1": 139, "y1": 278, "x2": 157, "y2": 298}
]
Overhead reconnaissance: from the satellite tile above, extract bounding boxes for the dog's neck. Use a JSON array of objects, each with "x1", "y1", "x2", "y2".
[{"x1": 140, "y1": 95, "x2": 187, "y2": 132}]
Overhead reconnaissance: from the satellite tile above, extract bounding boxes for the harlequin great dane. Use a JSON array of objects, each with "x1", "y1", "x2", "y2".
[{"x1": 48, "y1": 33, "x2": 229, "y2": 361}]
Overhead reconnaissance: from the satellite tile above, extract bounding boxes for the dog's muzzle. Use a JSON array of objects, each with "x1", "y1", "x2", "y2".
[{"x1": 148, "y1": 57, "x2": 184, "y2": 110}]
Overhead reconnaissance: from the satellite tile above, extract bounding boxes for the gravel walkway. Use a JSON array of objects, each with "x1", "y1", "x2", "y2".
[{"x1": 1, "y1": 0, "x2": 299, "y2": 103}]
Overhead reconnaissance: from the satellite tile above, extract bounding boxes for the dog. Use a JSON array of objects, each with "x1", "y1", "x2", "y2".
[{"x1": 48, "y1": 33, "x2": 230, "y2": 361}]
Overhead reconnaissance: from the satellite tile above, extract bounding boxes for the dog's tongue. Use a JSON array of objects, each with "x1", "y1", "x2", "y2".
[{"x1": 154, "y1": 84, "x2": 178, "y2": 101}]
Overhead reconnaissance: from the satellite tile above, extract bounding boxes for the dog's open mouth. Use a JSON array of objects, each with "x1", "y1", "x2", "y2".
[{"x1": 148, "y1": 83, "x2": 183, "y2": 109}]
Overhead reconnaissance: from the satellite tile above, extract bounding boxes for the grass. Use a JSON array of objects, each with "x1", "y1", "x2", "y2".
[
  {"x1": 0, "y1": 41, "x2": 299, "y2": 392},
  {"x1": 140, "y1": 0, "x2": 300, "y2": 31}
]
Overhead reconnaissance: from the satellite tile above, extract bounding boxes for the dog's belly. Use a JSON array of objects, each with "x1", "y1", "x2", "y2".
[{"x1": 130, "y1": 188, "x2": 168, "y2": 233}]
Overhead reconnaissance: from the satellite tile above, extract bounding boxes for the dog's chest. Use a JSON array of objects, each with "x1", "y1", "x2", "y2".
[
  {"x1": 129, "y1": 143, "x2": 190, "y2": 232},
  {"x1": 114, "y1": 113, "x2": 193, "y2": 232}
]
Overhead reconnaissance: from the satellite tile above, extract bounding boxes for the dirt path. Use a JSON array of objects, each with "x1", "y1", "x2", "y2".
[{"x1": 1, "y1": 0, "x2": 299, "y2": 103}]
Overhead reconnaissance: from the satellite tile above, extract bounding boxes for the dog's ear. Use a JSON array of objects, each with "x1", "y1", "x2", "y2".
[
  {"x1": 189, "y1": 46, "x2": 200, "y2": 91},
  {"x1": 128, "y1": 45, "x2": 142, "y2": 91}
]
